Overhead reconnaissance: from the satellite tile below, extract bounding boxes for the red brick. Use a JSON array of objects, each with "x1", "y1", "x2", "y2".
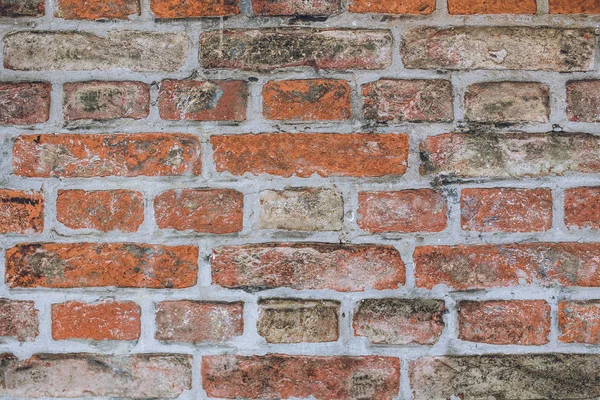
[
  {"x1": 0, "y1": 82, "x2": 50, "y2": 125},
  {"x1": 353, "y1": 298, "x2": 445, "y2": 345},
  {"x1": 0, "y1": 190, "x2": 44, "y2": 234},
  {"x1": 550, "y1": 0, "x2": 600, "y2": 13},
  {"x1": 151, "y1": 0, "x2": 239, "y2": 18},
  {"x1": 6, "y1": 243, "x2": 198, "y2": 289},
  {"x1": 461, "y1": 188, "x2": 553, "y2": 232},
  {"x1": 449, "y1": 0, "x2": 536, "y2": 14},
  {"x1": 263, "y1": 79, "x2": 351, "y2": 121},
  {"x1": 56, "y1": 0, "x2": 139, "y2": 19},
  {"x1": 565, "y1": 187, "x2": 600, "y2": 230},
  {"x1": 212, "y1": 133, "x2": 408, "y2": 178},
  {"x1": 202, "y1": 355, "x2": 400, "y2": 399},
  {"x1": 158, "y1": 79, "x2": 247, "y2": 122},
  {"x1": 0, "y1": 300, "x2": 38, "y2": 341},
  {"x1": 567, "y1": 80, "x2": 600, "y2": 122},
  {"x1": 63, "y1": 81, "x2": 149, "y2": 121},
  {"x1": 200, "y1": 29, "x2": 393, "y2": 71},
  {"x1": 154, "y1": 189, "x2": 243, "y2": 234},
  {"x1": 0, "y1": 0, "x2": 44, "y2": 16},
  {"x1": 211, "y1": 243, "x2": 405, "y2": 291},
  {"x1": 350, "y1": 0, "x2": 435, "y2": 14},
  {"x1": 56, "y1": 190, "x2": 144, "y2": 233},
  {"x1": 13, "y1": 133, "x2": 202, "y2": 178},
  {"x1": 358, "y1": 189, "x2": 447, "y2": 233},
  {"x1": 362, "y1": 79, "x2": 453, "y2": 123},
  {"x1": 0, "y1": 353, "x2": 191, "y2": 398},
  {"x1": 414, "y1": 243, "x2": 600, "y2": 291},
  {"x1": 420, "y1": 133, "x2": 600, "y2": 179},
  {"x1": 559, "y1": 301, "x2": 600, "y2": 344},
  {"x1": 252, "y1": 0, "x2": 340, "y2": 16},
  {"x1": 52, "y1": 301, "x2": 140, "y2": 341},
  {"x1": 155, "y1": 301, "x2": 243, "y2": 343},
  {"x1": 457, "y1": 300, "x2": 550, "y2": 345}
]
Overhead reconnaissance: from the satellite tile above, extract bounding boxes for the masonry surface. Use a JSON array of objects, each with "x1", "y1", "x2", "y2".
[{"x1": 1, "y1": 0, "x2": 600, "y2": 399}]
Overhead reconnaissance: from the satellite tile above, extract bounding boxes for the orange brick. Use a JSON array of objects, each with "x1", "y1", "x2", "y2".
[
  {"x1": 0, "y1": 190, "x2": 43, "y2": 234},
  {"x1": 56, "y1": 0, "x2": 140, "y2": 20},
  {"x1": 151, "y1": 0, "x2": 239, "y2": 18},
  {"x1": 550, "y1": 0, "x2": 600, "y2": 14},
  {"x1": 449, "y1": 0, "x2": 536, "y2": 14},
  {"x1": 350, "y1": 0, "x2": 435, "y2": 14},
  {"x1": 565, "y1": 187, "x2": 600, "y2": 230},
  {"x1": 559, "y1": 301, "x2": 600, "y2": 344}
]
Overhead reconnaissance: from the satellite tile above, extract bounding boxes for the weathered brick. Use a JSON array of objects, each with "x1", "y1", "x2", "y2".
[
  {"x1": 202, "y1": 355, "x2": 400, "y2": 399},
  {"x1": 257, "y1": 299, "x2": 340, "y2": 343},
  {"x1": 259, "y1": 188, "x2": 343, "y2": 231},
  {"x1": 550, "y1": 0, "x2": 600, "y2": 13},
  {"x1": 414, "y1": 243, "x2": 600, "y2": 290},
  {"x1": 252, "y1": 0, "x2": 340, "y2": 16},
  {"x1": 63, "y1": 81, "x2": 149, "y2": 121},
  {"x1": 567, "y1": 80, "x2": 600, "y2": 122},
  {"x1": 353, "y1": 298, "x2": 445, "y2": 345},
  {"x1": 6, "y1": 243, "x2": 198, "y2": 289},
  {"x1": 410, "y1": 354, "x2": 600, "y2": 400},
  {"x1": 362, "y1": 79, "x2": 453, "y2": 123},
  {"x1": 155, "y1": 301, "x2": 243, "y2": 343},
  {"x1": 402, "y1": 27, "x2": 595, "y2": 72},
  {"x1": 461, "y1": 188, "x2": 553, "y2": 232},
  {"x1": 0, "y1": 300, "x2": 38, "y2": 341},
  {"x1": 0, "y1": 0, "x2": 44, "y2": 16},
  {"x1": 0, "y1": 353, "x2": 191, "y2": 398},
  {"x1": 151, "y1": 0, "x2": 239, "y2": 18},
  {"x1": 0, "y1": 190, "x2": 44, "y2": 234},
  {"x1": 559, "y1": 301, "x2": 600, "y2": 344},
  {"x1": 13, "y1": 133, "x2": 202, "y2": 178},
  {"x1": 449, "y1": 0, "x2": 536, "y2": 14},
  {"x1": 350, "y1": 0, "x2": 435, "y2": 14},
  {"x1": 457, "y1": 300, "x2": 550, "y2": 345},
  {"x1": 158, "y1": 79, "x2": 247, "y2": 122},
  {"x1": 56, "y1": 0, "x2": 139, "y2": 20},
  {"x1": 154, "y1": 189, "x2": 243, "y2": 234},
  {"x1": 464, "y1": 81, "x2": 550, "y2": 123},
  {"x1": 0, "y1": 82, "x2": 50, "y2": 125},
  {"x1": 52, "y1": 300, "x2": 141, "y2": 340},
  {"x1": 358, "y1": 189, "x2": 447, "y2": 233},
  {"x1": 212, "y1": 243, "x2": 405, "y2": 291},
  {"x1": 4, "y1": 31, "x2": 188, "y2": 71},
  {"x1": 212, "y1": 133, "x2": 409, "y2": 178},
  {"x1": 565, "y1": 187, "x2": 600, "y2": 230},
  {"x1": 263, "y1": 79, "x2": 350, "y2": 121},
  {"x1": 200, "y1": 29, "x2": 393, "y2": 71},
  {"x1": 420, "y1": 133, "x2": 600, "y2": 179},
  {"x1": 56, "y1": 190, "x2": 144, "y2": 232}
]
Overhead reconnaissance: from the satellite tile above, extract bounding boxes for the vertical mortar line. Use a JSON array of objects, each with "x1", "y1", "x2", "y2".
[
  {"x1": 446, "y1": 183, "x2": 462, "y2": 241},
  {"x1": 246, "y1": 78, "x2": 265, "y2": 129},
  {"x1": 537, "y1": 0, "x2": 549, "y2": 14},
  {"x1": 338, "y1": 294, "x2": 355, "y2": 351},
  {"x1": 552, "y1": 185, "x2": 567, "y2": 236},
  {"x1": 547, "y1": 289, "x2": 560, "y2": 345},
  {"x1": 192, "y1": 352, "x2": 204, "y2": 400},
  {"x1": 390, "y1": 25, "x2": 404, "y2": 72},
  {"x1": 243, "y1": 186, "x2": 261, "y2": 236},
  {"x1": 49, "y1": 79, "x2": 64, "y2": 130},
  {"x1": 399, "y1": 358, "x2": 411, "y2": 400},
  {"x1": 197, "y1": 240, "x2": 212, "y2": 288},
  {"x1": 451, "y1": 71, "x2": 466, "y2": 124},
  {"x1": 0, "y1": 250, "x2": 7, "y2": 296},
  {"x1": 242, "y1": 295, "x2": 262, "y2": 348},
  {"x1": 341, "y1": 181, "x2": 360, "y2": 243},
  {"x1": 146, "y1": 78, "x2": 161, "y2": 125},
  {"x1": 35, "y1": 297, "x2": 53, "y2": 353},
  {"x1": 136, "y1": 294, "x2": 157, "y2": 352},
  {"x1": 188, "y1": 21, "x2": 202, "y2": 73},
  {"x1": 548, "y1": 74, "x2": 568, "y2": 129},
  {"x1": 43, "y1": 180, "x2": 60, "y2": 238},
  {"x1": 445, "y1": 293, "x2": 459, "y2": 344},
  {"x1": 139, "y1": 0, "x2": 152, "y2": 21},
  {"x1": 350, "y1": 71, "x2": 363, "y2": 131},
  {"x1": 400, "y1": 238, "x2": 417, "y2": 291}
]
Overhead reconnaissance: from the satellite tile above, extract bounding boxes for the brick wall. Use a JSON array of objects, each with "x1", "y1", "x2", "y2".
[{"x1": 1, "y1": 0, "x2": 600, "y2": 399}]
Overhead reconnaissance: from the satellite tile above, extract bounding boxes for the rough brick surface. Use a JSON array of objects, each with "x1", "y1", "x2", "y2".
[
  {"x1": 0, "y1": 189, "x2": 44, "y2": 234},
  {"x1": 252, "y1": 0, "x2": 340, "y2": 16},
  {"x1": 550, "y1": 0, "x2": 600, "y2": 13},
  {"x1": 158, "y1": 79, "x2": 247, "y2": 121},
  {"x1": 349, "y1": 0, "x2": 435, "y2": 14},
  {"x1": 353, "y1": 298, "x2": 445, "y2": 345},
  {"x1": 457, "y1": 300, "x2": 551, "y2": 345},
  {"x1": 211, "y1": 243, "x2": 405, "y2": 291},
  {"x1": 410, "y1": 354, "x2": 600, "y2": 400},
  {"x1": 565, "y1": 187, "x2": 600, "y2": 230},
  {"x1": 151, "y1": 0, "x2": 239, "y2": 18},
  {"x1": 52, "y1": 301, "x2": 141, "y2": 340},
  {"x1": 63, "y1": 81, "x2": 149, "y2": 121},
  {"x1": 402, "y1": 27, "x2": 595, "y2": 72},
  {"x1": 257, "y1": 299, "x2": 340, "y2": 343},
  {"x1": 0, "y1": 0, "x2": 44, "y2": 16},
  {"x1": 420, "y1": 133, "x2": 600, "y2": 179},
  {"x1": 567, "y1": 80, "x2": 600, "y2": 122},
  {"x1": 448, "y1": 0, "x2": 537, "y2": 14},
  {"x1": 358, "y1": 189, "x2": 447, "y2": 233},
  {"x1": 0, "y1": 82, "x2": 50, "y2": 125},
  {"x1": 460, "y1": 188, "x2": 553, "y2": 232},
  {"x1": 202, "y1": 355, "x2": 400, "y2": 399},
  {"x1": 259, "y1": 188, "x2": 344, "y2": 231},
  {"x1": 0, "y1": 300, "x2": 38, "y2": 341},
  {"x1": 212, "y1": 133, "x2": 408, "y2": 178},
  {"x1": 200, "y1": 29, "x2": 393, "y2": 71},
  {"x1": 6, "y1": 243, "x2": 198, "y2": 288},
  {"x1": 13, "y1": 133, "x2": 202, "y2": 177},
  {"x1": 56, "y1": 0, "x2": 140, "y2": 20},
  {"x1": 0, "y1": 353, "x2": 192, "y2": 398},
  {"x1": 414, "y1": 243, "x2": 600, "y2": 290},
  {"x1": 56, "y1": 190, "x2": 144, "y2": 232},
  {"x1": 464, "y1": 82, "x2": 550, "y2": 123},
  {"x1": 263, "y1": 79, "x2": 351, "y2": 121},
  {"x1": 559, "y1": 301, "x2": 600, "y2": 344},
  {"x1": 155, "y1": 301, "x2": 243, "y2": 343}
]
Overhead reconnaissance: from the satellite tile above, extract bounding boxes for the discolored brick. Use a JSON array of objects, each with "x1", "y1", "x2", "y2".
[
  {"x1": 350, "y1": 0, "x2": 435, "y2": 14},
  {"x1": 0, "y1": 0, "x2": 44, "y2": 16},
  {"x1": 252, "y1": 0, "x2": 340, "y2": 16},
  {"x1": 0, "y1": 190, "x2": 44, "y2": 234},
  {"x1": 0, "y1": 82, "x2": 50, "y2": 125},
  {"x1": 151, "y1": 0, "x2": 239, "y2": 18},
  {"x1": 567, "y1": 80, "x2": 600, "y2": 122},
  {"x1": 559, "y1": 301, "x2": 600, "y2": 344},
  {"x1": 0, "y1": 300, "x2": 38, "y2": 341},
  {"x1": 56, "y1": 0, "x2": 140, "y2": 20},
  {"x1": 565, "y1": 187, "x2": 600, "y2": 230}
]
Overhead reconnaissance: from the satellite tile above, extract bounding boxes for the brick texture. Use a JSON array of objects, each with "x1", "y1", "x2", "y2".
[
  {"x1": 349, "y1": 0, "x2": 435, "y2": 14},
  {"x1": 550, "y1": 0, "x2": 600, "y2": 14},
  {"x1": 56, "y1": 0, "x2": 140, "y2": 20},
  {"x1": 151, "y1": 0, "x2": 240, "y2": 18},
  {"x1": 565, "y1": 187, "x2": 600, "y2": 230},
  {"x1": 0, "y1": 0, "x2": 44, "y2": 16},
  {"x1": 559, "y1": 301, "x2": 600, "y2": 343},
  {"x1": 252, "y1": 0, "x2": 341, "y2": 16},
  {"x1": 567, "y1": 80, "x2": 600, "y2": 122},
  {"x1": 0, "y1": 82, "x2": 50, "y2": 124},
  {"x1": 449, "y1": 0, "x2": 537, "y2": 14},
  {"x1": 0, "y1": 300, "x2": 38, "y2": 341},
  {"x1": 0, "y1": 190, "x2": 44, "y2": 234}
]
